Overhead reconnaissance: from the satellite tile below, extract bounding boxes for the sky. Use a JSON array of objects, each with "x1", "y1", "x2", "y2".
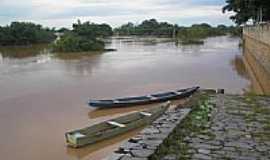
[{"x1": 0, "y1": 0, "x2": 234, "y2": 28}]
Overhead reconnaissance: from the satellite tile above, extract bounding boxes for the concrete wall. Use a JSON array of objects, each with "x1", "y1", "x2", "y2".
[{"x1": 243, "y1": 24, "x2": 270, "y2": 95}]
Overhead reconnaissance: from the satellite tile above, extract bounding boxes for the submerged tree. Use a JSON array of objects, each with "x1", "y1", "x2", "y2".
[{"x1": 53, "y1": 20, "x2": 112, "y2": 52}]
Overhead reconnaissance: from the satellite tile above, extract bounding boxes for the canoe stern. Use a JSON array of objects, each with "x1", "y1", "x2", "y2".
[{"x1": 65, "y1": 132, "x2": 86, "y2": 148}]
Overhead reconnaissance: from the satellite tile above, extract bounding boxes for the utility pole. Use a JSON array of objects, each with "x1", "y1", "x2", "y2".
[
  {"x1": 172, "y1": 25, "x2": 177, "y2": 39},
  {"x1": 259, "y1": 6, "x2": 263, "y2": 23}
]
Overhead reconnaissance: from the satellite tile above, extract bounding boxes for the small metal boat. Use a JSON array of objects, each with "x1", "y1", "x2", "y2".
[
  {"x1": 89, "y1": 86, "x2": 199, "y2": 108},
  {"x1": 65, "y1": 103, "x2": 170, "y2": 148}
]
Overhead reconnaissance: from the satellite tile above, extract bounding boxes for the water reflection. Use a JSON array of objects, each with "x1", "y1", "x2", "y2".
[
  {"x1": 0, "y1": 44, "x2": 49, "y2": 58},
  {"x1": 88, "y1": 105, "x2": 151, "y2": 119},
  {"x1": 230, "y1": 55, "x2": 249, "y2": 79},
  {"x1": 57, "y1": 54, "x2": 103, "y2": 77},
  {"x1": 88, "y1": 99, "x2": 184, "y2": 119},
  {"x1": 0, "y1": 53, "x2": 3, "y2": 64}
]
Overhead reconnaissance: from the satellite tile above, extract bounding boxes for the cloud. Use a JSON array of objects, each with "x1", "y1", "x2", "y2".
[{"x1": 0, "y1": 0, "x2": 233, "y2": 28}]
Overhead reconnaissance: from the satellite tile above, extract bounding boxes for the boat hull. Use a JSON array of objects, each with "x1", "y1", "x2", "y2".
[
  {"x1": 65, "y1": 103, "x2": 169, "y2": 148},
  {"x1": 89, "y1": 86, "x2": 199, "y2": 108}
]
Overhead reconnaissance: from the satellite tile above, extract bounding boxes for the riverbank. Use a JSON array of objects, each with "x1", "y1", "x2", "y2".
[{"x1": 108, "y1": 91, "x2": 270, "y2": 160}]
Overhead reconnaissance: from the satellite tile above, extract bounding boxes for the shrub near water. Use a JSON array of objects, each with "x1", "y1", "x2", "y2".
[
  {"x1": 53, "y1": 33, "x2": 104, "y2": 52},
  {"x1": 53, "y1": 20, "x2": 112, "y2": 53},
  {"x1": 0, "y1": 22, "x2": 55, "y2": 46}
]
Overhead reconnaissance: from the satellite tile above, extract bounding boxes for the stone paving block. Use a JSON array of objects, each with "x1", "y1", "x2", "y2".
[
  {"x1": 130, "y1": 149, "x2": 155, "y2": 158},
  {"x1": 108, "y1": 108, "x2": 191, "y2": 160}
]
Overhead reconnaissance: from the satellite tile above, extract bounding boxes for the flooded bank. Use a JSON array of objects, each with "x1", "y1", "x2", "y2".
[{"x1": 0, "y1": 36, "x2": 252, "y2": 160}]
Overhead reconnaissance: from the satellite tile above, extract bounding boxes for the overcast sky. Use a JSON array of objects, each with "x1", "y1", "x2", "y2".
[{"x1": 0, "y1": 0, "x2": 234, "y2": 28}]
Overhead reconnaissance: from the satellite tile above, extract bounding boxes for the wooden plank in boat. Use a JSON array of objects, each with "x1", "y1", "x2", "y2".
[
  {"x1": 140, "y1": 112, "x2": 152, "y2": 117},
  {"x1": 107, "y1": 121, "x2": 126, "y2": 128}
]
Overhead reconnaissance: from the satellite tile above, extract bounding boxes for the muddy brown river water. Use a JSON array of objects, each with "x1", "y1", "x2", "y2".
[{"x1": 0, "y1": 36, "x2": 252, "y2": 160}]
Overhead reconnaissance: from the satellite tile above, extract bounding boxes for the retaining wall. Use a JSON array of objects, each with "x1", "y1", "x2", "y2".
[{"x1": 243, "y1": 24, "x2": 270, "y2": 95}]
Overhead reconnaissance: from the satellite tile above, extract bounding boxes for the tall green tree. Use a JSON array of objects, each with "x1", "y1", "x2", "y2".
[
  {"x1": 0, "y1": 22, "x2": 56, "y2": 46},
  {"x1": 53, "y1": 20, "x2": 112, "y2": 52},
  {"x1": 223, "y1": 0, "x2": 270, "y2": 25},
  {"x1": 72, "y1": 20, "x2": 113, "y2": 38},
  {"x1": 114, "y1": 19, "x2": 175, "y2": 37}
]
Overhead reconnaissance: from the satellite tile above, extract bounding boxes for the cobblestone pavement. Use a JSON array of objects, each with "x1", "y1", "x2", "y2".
[
  {"x1": 108, "y1": 107, "x2": 191, "y2": 160},
  {"x1": 162, "y1": 94, "x2": 270, "y2": 160}
]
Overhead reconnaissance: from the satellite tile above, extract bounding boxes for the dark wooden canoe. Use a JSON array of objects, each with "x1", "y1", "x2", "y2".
[
  {"x1": 88, "y1": 86, "x2": 199, "y2": 108},
  {"x1": 65, "y1": 103, "x2": 169, "y2": 148}
]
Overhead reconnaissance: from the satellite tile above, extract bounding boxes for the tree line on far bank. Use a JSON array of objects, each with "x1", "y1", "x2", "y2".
[
  {"x1": 0, "y1": 22, "x2": 56, "y2": 46},
  {"x1": 114, "y1": 19, "x2": 240, "y2": 37},
  {"x1": 0, "y1": 20, "x2": 240, "y2": 52},
  {"x1": 114, "y1": 19, "x2": 241, "y2": 44}
]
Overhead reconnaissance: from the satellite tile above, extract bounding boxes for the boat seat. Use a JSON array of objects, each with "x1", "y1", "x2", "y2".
[
  {"x1": 140, "y1": 112, "x2": 152, "y2": 117},
  {"x1": 107, "y1": 121, "x2": 126, "y2": 128},
  {"x1": 174, "y1": 91, "x2": 183, "y2": 95},
  {"x1": 147, "y1": 95, "x2": 157, "y2": 100},
  {"x1": 72, "y1": 132, "x2": 86, "y2": 139}
]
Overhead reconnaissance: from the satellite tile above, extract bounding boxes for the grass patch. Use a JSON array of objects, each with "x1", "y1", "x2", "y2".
[
  {"x1": 243, "y1": 95, "x2": 270, "y2": 141},
  {"x1": 150, "y1": 93, "x2": 214, "y2": 160}
]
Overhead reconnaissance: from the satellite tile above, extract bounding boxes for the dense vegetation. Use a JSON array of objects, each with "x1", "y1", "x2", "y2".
[
  {"x1": 53, "y1": 20, "x2": 113, "y2": 52},
  {"x1": 223, "y1": 0, "x2": 270, "y2": 25},
  {"x1": 0, "y1": 18, "x2": 241, "y2": 51},
  {"x1": 114, "y1": 19, "x2": 240, "y2": 40},
  {"x1": 0, "y1": 22, "x2": 56, "y2": 46},
  {"x1": 114, "y1": 19, "x2": 176, "y2": 37},
  {"x1": 177, "y1": 23, "x2": 241, "y2": 45}
]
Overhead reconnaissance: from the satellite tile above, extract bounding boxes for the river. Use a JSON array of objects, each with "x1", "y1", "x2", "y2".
[{"x1": 0, "y1": 36, "x2": 251, "y2": 160}]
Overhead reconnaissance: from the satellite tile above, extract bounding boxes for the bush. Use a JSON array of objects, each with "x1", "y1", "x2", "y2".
[
  {"x1": 52, "y1": 20, "x2": 112, "y2": 53},
  {"x1": 52, "y1": 33, "x2": 104, "y2": 52},
  {"x1": 0, "y1": 22, "x2": 56, "y2": 46}
]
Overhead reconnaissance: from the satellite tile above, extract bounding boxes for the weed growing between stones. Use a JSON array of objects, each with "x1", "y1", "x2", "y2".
[
  {"x1": 150, "y1": 93, "x2": 214, "y2": 160},
  {"x1": 243, "y1": 95, "x2": 270, "y2": 142}
]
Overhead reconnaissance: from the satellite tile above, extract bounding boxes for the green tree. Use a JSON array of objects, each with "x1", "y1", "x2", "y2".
[
  {"x1": 53, "y1": 20, "x2": 112, "y2": 52},
  {"x1": 223, "y1": 0, "x2": 270, "y2": 25},
  {"x1": 114, "y1": 22, "x2": 135, "y2": 35},
  {"x1": 114, "y1": 19, "x2": 175, "y2": 37},
  {"x1": 53, "y1": 33, "x2": 104, "y2": 52},
  {"x1": 57, "y1": 27, "x2": 70, "y2": 33},
  {"x1": 0, "y1": 22, "x2": 55, "y2": 46},
  {"x1": 72, "y1": 20, "x2": 112, "y2": 38}
]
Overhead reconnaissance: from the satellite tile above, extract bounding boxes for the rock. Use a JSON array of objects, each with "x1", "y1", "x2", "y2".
[
  {"x1": 140, "y1": 127, "x2": 160, "y2": 135},
  {"x1": 161, "y1": 154, "x2": 177, "y2": 160},
  {"x1": 193, "y1": 143, "x2": 221, "y2": 150},
  {"x1": 198, "y1": 149, "x2": 211, "y2": 154},
  {"x1": 139, "y1": 139, "x2": 163, "y2": 148},
  {"x1": 120, "y1": 155, "x2": 147, "y2": 160},
  {"x1": 130, "y1": 149, "x2": 155, "y2": 158},
  {"x1": 193, "y1": 153, "x2": 212, "y2": 160},
  {"x1": 107, "y1": 153, "x2": 126, "y2": 160},
  {"x1": 119, "y1": 142, "x2": 143, "y2": 153}
]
